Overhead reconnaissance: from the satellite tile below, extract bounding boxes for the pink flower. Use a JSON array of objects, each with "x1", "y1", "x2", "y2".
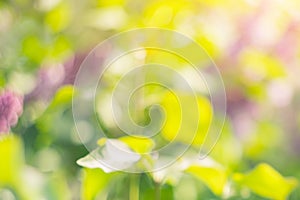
[
  {"x1": 0, "y1": 91, "x2": 23, "y2": 133},
  {"x1": 25, "y1": 53, "x2": 87, "y2": 103}
]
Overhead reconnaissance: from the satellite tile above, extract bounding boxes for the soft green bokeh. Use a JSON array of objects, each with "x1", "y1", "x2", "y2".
[{"x1": 1, "y1": 0, "x2": 300, "y2": 199}]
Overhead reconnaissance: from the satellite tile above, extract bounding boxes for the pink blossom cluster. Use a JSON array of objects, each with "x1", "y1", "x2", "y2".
[{"x1": 0, "y1": 90, "x2": 23, "y2": 133}]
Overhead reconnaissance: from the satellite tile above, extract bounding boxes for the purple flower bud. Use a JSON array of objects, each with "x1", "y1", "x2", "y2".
[{"x1": 0, "y1": 91, "x2": 23, "y2": 134}]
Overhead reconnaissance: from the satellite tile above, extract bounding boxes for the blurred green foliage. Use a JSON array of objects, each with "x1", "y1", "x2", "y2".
[{"x1": 1, "y1": 0, "x2": 300, "y2": 199}]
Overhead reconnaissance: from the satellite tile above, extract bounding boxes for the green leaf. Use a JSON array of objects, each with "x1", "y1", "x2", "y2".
[
  {"x1": 35, "y1": 86, "x2": 74, "y2": 144},
  {"x1": 139, "y1": 174, "x2": 175, "y2": 200},
  {"x1": 0, "y1": 135, "x2": 35, "y2": 200},
  {"x1": 233, "y1": 163, "x2": 298, "y2": 200},
  {"x1": 160, "y1": 91, "x2": 212, "y2": 146},
  {"x1": 44, "y1": 173, "x2": 71, "y2": 200},
  {"x1": 119, "y1": 136, "x2": 154, "y2": 154},
  {"x1": 240, "y1": 49, "x2": 286, "y2": 80},
  {"x1": 45, "y1": 2, "x2": 71, "y2": 32},
  {"x1": 22, "y1": 35, "x2": 47, "y2": 64},
  {"x1": 185, "y1": 162, "x2": 227, "y2": 196},
  {"x1": 0, "y1": 134, "x2": 24, "y2": 185},
  {"x1": 81, "y1": 168, "x2": 117, "y2": 200},
  {"x1": 48, "y1": 85, "x2": 74, "y2": 110},
  {"x1": 49, "y1": 35, "x2": 72, "y2": 60}
]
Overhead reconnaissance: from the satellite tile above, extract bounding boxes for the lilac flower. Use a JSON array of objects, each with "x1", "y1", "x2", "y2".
[
  {"x1": 226, "y1": 1, "x2": 268, "y2": 60},
  {"x1": 0, "y1": 91, "x2": 23, "y2": 133},
  {"x1": 274, "y1": 22, "x2": 299, "y2": 63},
  {"x1": 226, "y1": 89, "x2": 258, "y2": 138},
  {"x1": 24, "y1": 65, "x2": 64, "y2": 102},
  {"x1": 25, "y1": 49, "x2": 108, "y2": 103},
  {"x1": 62, "y1": 53, "x2": 87, "y2": 85},
  {"x1": 25, "y1": 53, "x2": 87, "y2": 103}
]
